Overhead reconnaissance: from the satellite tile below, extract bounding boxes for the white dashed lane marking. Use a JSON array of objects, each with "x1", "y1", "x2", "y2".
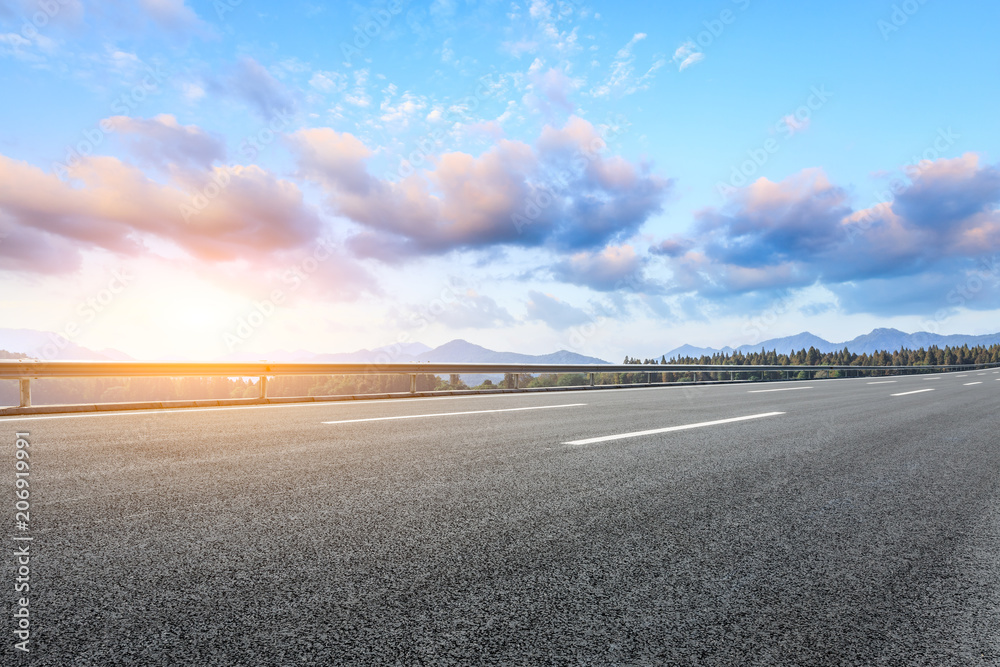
[
  {"x1": 565, "y1": 412, "x2": 786, "y2": 446},
  {"x1": 322, "y1": 403, "x2": 586, "y2": 424}
]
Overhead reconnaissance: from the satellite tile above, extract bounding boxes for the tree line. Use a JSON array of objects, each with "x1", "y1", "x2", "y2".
[
  {"x1": 627, "y1": 343, "x2": 1000, "y2": 368},
  {"x1": 618, "y1": 344, "x2": 1000, "y2": 383}
]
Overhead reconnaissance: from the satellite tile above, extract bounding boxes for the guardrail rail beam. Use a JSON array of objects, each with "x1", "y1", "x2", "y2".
[{"x1": 1, "y1": 360, "x2": 996, "y2": 416}]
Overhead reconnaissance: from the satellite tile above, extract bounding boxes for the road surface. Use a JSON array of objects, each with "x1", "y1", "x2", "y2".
[{"x1": 3, "y1": 371, "x2": 999, "y2": 665}]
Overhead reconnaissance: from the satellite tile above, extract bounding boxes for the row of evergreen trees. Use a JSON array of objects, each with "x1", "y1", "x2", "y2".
[
  {"x1": 612, "y1": 344, "x2": 1000, "y2": 384},
  {"x1": 626, "y1": 344, "x2": 1000, "y2": 368}
]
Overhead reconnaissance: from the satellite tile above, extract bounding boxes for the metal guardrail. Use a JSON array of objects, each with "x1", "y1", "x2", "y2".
[{"x1": 1, "y1": 360, "x2": 997, "y2": 412}]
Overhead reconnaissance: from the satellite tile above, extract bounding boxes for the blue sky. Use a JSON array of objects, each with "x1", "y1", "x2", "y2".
[{"x1": 1, "y1": 0, "x2": 999, "y2": 360}]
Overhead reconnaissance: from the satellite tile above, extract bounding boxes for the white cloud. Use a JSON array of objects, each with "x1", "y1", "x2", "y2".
[
  {"x1": 678, "y1": 52, "x2": 704, "y2": 71},
  {"x1": 181, "y1": 81, "x2": 205, "y2": 102},
  {"x1": 0, "y1": 32, "x2": 36, "y2": 61},
  {"x1": 592, "y1": 33, "x2": 664, "y2": 97},
  {"x1": 441, "y1": 38, "x2": 454, "y2": 63},
  {"x1": 380, "y1": 90, "x2": 428, "y2": 126},
  {"x1": 525, "y1": 291, "x2": 592, "y2": 330},
  {"x1": 309, "y1": 70, "x2": 346, "y2": 93},
  {"x1": 0, "y1": 30, "x2": 56, "y2": 62},
  {"x1": 523, "y1": 61, "x2": 578, "y2": 114},
  {"x1": 503, "y1": 0, "x2": 580, "y2": 56},
  {"x1": 673, "y1": 41, "x2": 704, "y2": 71},
  {"x1": 673, "y1": 42, "x2": 695, "y2": 60},
  {"x1": 138, "y1": 0, "x2": 211, "y2": 35},
  {"x1": 344, "y1": 68, "x2": 371, "y2": 108}
]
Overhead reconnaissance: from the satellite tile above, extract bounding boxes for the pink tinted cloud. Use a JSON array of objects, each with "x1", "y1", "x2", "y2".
[
  {"x1": 137, "y1": 0, "x2": 208, "y2": 33},
  {"x1": 657, "y1": 156, "x2": 1000, "y2": 302},
  {"x1": 552, "y1": 244, "x2": 651, "y2": 292},
  {"x1": 290, "y1": 116, "x2": 671, "y2": 260},
  {"x1": 108, "y1": 114, "x2": 225, "y2": 168},
  {"x1": 290, "y1": 128, "x2": 374, "y2": 194},
  {"x1": 0, "y1": 152, "x2": 324, "y2": 272},
  {"x1": 893, "y1": 152, "x2": 1000, "y2": 227}
]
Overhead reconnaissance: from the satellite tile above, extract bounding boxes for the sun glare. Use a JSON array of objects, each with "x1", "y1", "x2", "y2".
[{"x1": 146, "y1": 285, "x2": 235, "y2": 338}]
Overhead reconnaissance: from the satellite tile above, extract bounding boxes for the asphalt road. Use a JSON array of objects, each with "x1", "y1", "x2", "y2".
[{"x1": 3, "y1": 371, "x2": 1000, "y2": 665}]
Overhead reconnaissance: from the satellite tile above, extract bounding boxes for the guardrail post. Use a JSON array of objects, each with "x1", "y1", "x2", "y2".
[
  {"x1": 258, "y1": 376, "x2": 268, "y2": 400},
  {"x1": 409, "y1": 374, "x2": 417, "y2": 393},
  {"x1": 589, "y1": 372, "x2": 595, "y2": 386},
  {"x1": 19, "y1": 379, "x2": 30, "y2": 408},
  {"x1": 513, "y1": 374, "x2": 519, "y2": 390}
]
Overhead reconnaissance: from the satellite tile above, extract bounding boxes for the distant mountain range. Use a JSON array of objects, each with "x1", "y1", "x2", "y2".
[
  {"x1": 664, "y1": 328, "x2": 1000, "y2": 359},
  {"x1": 410, "y1": 340, "x2": 608, "y2": 365},
  {"x1": 228, "y1": 339, "x2": 609, "y2": 365},
  {"x1": 0, "y1": 328, "x2": 133, "y2": 361},
  {"x1": 4, "y1": 326, "x2": 998, "y2": 367},
  {"x1": 0, "y1": 329, "x2": 608, "y2": 365}
]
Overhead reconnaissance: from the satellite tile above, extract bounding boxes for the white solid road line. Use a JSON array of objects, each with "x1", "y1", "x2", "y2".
[
  {"x1": 322, "y1": 403, "x2": 586, "y2": 424},
  {"x1": 564, "y1": 412, "x2": 786, "y2": 446},
  {"x1": 867, "y1": 381, "x2": 897, "y2": 385},
  {"x1": 0, "y1": 393, "x2": 583, "y2": 422},
  {"x1": 0, "y1": 402, "x2": 351, "y2": 422},
  {"x1": 964, "y1": 382, "x2": 983, "y2": 386},
  {"x1": 747, "y1": 387, "x2": 813, "y2": 393},
  {"x1": 892, "y1": 388, "x2": 936, "y2": 397}
]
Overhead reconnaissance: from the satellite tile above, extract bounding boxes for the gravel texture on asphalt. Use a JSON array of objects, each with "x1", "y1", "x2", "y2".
[{"x1": 2, "y1": 372, "x2": 999, "y2": 665}]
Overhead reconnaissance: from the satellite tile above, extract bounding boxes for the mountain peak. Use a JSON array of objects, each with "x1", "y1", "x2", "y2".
[
  {"x1": 437, "y1": 338, "x2": 480, "y2": 348},
  {"x1": 415, "y1": 340, "x2": 607, "y2": 364},
  {"x1": 428, "y1": 339, "x2": 492, "y2": 353},
  {"x1": 664, "y1": 327, "x2": 1000, "y2": 358}
]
